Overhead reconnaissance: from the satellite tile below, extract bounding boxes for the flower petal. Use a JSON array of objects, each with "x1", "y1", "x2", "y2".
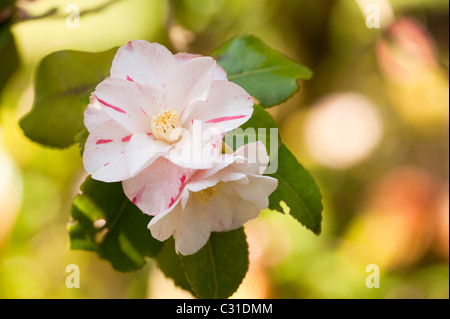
[
  {"x1": 110, "y1": 40, "x2": 178, "y2": 89},
  {"x1": 203, "y1": 195, "x2": 233, "y2": 232},
  {"x1": 228, "y1": 194, "x2": 264, "y2": 229},
  {"x1": 173, "y1": 199, "x2": 211, "y2": 255},
  {"x1": 95, "y1": 78, "x2": 165, "y2": 134},
  {"x1": 83, "y1": 121, "x2": 132, "y2": 182},
  {"x1": 84, "y1": 94, "x2": 111, "y2": 133},
  {"x1": 229, "y1": 175, "x2": 278, "y2": 205},
  {"x1": 164, "y1": 126, "x2": 220, "y2": 169},
  {"x1": 185, "y1": 80, "x2": 253, "y2": 132},
  {"x1": 122, "y1": 158, "x2": 192, "y2": 215},
  {"x1": 164, "y1": 56, "x2": 216, "y2": 117},
  {"x1": 148, "y1": 202, "x2": 182, "y2": 242},
  {"x1": 231, "y1": 141, "x2": 270, "y2": 175},
  {"x1": 124, "y1": 133, "x2": 172, "y2": 177},
  {"x1": 174, "y1": 53, "x2": 228, "y2": 81}
]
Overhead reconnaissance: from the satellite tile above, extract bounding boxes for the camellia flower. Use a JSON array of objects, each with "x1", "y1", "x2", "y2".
[
  {"x1": 139, "y1": 142, "x2": 278, "y2": 255},
  {"x1": 83, "y1": 40, "x2": 254, "y2": 185}
]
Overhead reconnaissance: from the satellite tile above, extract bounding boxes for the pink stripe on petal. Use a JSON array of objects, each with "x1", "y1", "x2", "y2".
[
  {"x1": 126, "y1": 75, "x2": 134, "y2": 82},
  {"x1": 104, "y1": 162, "x2": 111, "y2": 167},
  {"x1": 96, "y1": 96, "x2": 127, "y2": 114},
  {"x1": 132, "y1": 186, "x2": 146, "y2": 206},
  {"x1": 205, "y1": 115, "x2": 247, "y2": 124},
  {"x1": 122, "y1": 135, "x2": 132, "y2": 142},
  {"x1": 96, "y1": 139, "x2": 113, "y2": 145}
]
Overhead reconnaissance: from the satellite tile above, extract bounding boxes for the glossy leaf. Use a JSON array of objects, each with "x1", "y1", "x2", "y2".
[
  {"x1": 154, "y1": 237, "x2": 194, "y2": 294},
  {"x1": 268, "y1": 143, "x2": 323, "y2": 235},
  {"x1": 69, "y1": 177, "x2": 163, "y2": 272},
  {"x1": 181, "y1": 228, "x2": 249, "y2": 299},
  {"x1": 0, "y1": 18, "x2": 19, "y2": 99},
  {"x1": 213, "y1": 34, "x2": 313, "y2": 108},
  {"x1": 20, "y1": 48, "x2": 117, "y2": 148},
  {"x1": 226, "y1": 105, "x2": 323, "y2": 234}
]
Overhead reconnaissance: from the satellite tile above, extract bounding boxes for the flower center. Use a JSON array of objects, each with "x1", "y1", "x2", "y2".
[
  {"x1": 193, "y1": 183, "x2": 223, "y2": 204},
  {"x1": 151, "y1": 109, "x2": 182, "y2": 144}
]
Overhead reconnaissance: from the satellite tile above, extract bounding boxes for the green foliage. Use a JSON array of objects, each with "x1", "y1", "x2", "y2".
[
  {"x1": 69, "y1": 177, "x2": 163, "y2": 272},
  {"x1": 180, "y1": 228, "x2": 249, "y2": 299},
  {"x1": 226, "y1": 105, "x2": 323, "y2": 234},
  {"x1": 155, "y1": 230, "x2": 249, "y2": 299},
  {"x1": 213, "y1": 34, "x2": 313, "y2": 107},
  {"x1": 268, "y1": 143, "x2": 323, "y2": 235},
  {"x1": 20, "y1": 48, "x2": 117, "y2": 148},
  {"x1": 0, "y1": 7, "x2": 19, "y2": 100},
  {"x1": 154, "y1": 238, "x2": 193, "y2": 294}
]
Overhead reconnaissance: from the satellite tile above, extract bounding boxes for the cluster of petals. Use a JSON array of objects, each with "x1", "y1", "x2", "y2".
[{"x1": 83, "y1": 40, "x2": 277, "y2": 255}]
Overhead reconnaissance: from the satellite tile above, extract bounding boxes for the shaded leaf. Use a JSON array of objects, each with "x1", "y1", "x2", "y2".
[
  {"x1": 181, "y1": 228, "x2": 248, "y2": 299},
  {"x1": 69, "y1": 177, "x2": 163, "y2": 272},
  {"x1": 268, "y1": 143, "x2": 323, "y2": 235},
  {"x1": 0, "y1": 23, "x2": 19, "y2": 100},
  {"x1": 154, "y1": 237, "x2": 194, "y2": 294},
  {"x1": 213, "y1": 34, "x2": 313, "y2": 107},
  {"x1": 226, "y1": 105, "x2": 323, "y2": 234},
  {"x1": 20, "y1": 48, "x2": 117, "y2": 148}
]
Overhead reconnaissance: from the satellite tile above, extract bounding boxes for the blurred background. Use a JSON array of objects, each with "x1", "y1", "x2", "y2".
[{"x1": 0, "y1": 0, "x2": 448, "y2": 298}]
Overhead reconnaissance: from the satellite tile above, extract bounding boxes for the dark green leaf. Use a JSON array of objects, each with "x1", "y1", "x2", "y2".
[
  {"x1": 0, "y1": 24, "x2": 19, "y2": 100},
  {"x1": 213, "y1": 34, "x2": 313, "y2": 108},
  {"x1": 20, "y1": 48, "x2": 117, "y2": 148},
  {"x1": 69, "y1": 177, "x2": 163, "y2": 272},
  {"x1": 225, "y1": 106, "x2": 323, "y2": 234},
  {"x1": 268, "y1": 143, "x2": 323, "y2": 235},
  {"x1": 181, "y1": 228, "x2": 248, "y2": 299},
  {"x1": 154, "y1": 237, "x2": 194, "y2": 294}
]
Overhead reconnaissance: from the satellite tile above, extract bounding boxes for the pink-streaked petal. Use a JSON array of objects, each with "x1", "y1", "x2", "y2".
[
  {"x1": 124, "y1": 133, "x2": 172, "y2": 177},
  {"x1": 83, "y1": 121, "x2": 132, "y2": 182},
  {"x1": 122, "y1": 158, "x2": 193, "y2": 216},
  {"x1": 174, "y1": 52, "x2": 227, "y2": 81},
  {"x1": 84, "y1": 94, "x2": 111, "y2": 133},
  {"x1": 95, "y1": 78, "x2": 165, "y2": 134},
  {"x1": 184, "y1": 80, "x2": 253, "y2": 132},
  {"x1": 173, "y1": 199, "x2": 211, "y2": 255},
  {"x1": 164, "y1": 57, "x2": 216, "y2": 116},
  {"x1": 110, "y1": 40, "x2": 178, "y2": 89}
]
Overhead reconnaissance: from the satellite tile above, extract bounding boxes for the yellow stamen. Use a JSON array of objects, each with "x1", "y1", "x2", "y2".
[
  {"x1": 151, "y1": 108, "x2": 182, "y2": 144},
  {"x1": 193, "y1": 183, "x2": 223, "y2": 204}
]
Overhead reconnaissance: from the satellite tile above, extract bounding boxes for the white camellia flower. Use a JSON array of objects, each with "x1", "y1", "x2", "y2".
[
  {"x1": 83, "y1": 40, "x2": 254, "y2": 185},
  {"x1": 143, "y1": 142, "x2": 278, "y2": 255}
]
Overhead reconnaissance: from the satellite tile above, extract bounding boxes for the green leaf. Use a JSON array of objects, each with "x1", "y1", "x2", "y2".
[
  {"x1": 69, "y1": 177, "x2": 163, "y2": 272},
  {"x1": 20, "y1": 48, "x2": 117, "y2": 148},
  {"x1": 268, "y1": 143, "x2": 323, "y2": 235},
  {"x1": 225, "y1": 105, "x2": 323, "y2": 234},
  {"x1": 154, "y1": 237, "x2": 194, "y2": 294},
  {"x1": 0, "y1": 24, "x2": 19, "y2": 100},
  {"x1": 181, "y1": 228, "x2": 249, "y2": 299},
  {"x1": 213, "y1": 34, "x2": 313, "y2": 108}
]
